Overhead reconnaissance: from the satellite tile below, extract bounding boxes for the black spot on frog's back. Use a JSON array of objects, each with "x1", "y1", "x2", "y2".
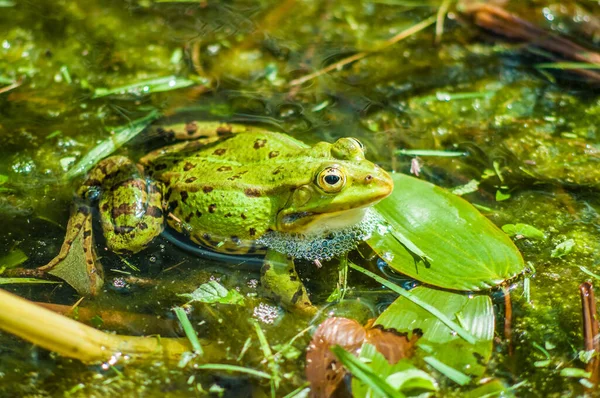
[
  {"x1": 180, "y1": 191, "x2": 189, "y2": 203},
  {"x1": 184, "y1": 162, "x2": 195, "y2": 171},
  {"x1": 244, "y1": 188, "x2": 261, "y2": 197},
  {"x1": 254, "y1": 138, "x2": 267, "y2": 149}
]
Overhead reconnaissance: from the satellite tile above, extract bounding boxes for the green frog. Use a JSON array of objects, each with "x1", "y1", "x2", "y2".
[{"x1": 41, "y1": 122, "x2": 394, "y2": 314}]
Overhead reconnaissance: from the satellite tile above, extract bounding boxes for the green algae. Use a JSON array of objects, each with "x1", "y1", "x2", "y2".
[{"x1": 1, "y1": 0, "x2": 600, "y2": 396}]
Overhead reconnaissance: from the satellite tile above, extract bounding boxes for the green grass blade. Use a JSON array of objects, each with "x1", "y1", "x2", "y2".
[
  {"x1": 423, "y1": 356, "x2": 470, "y2": 385},
  {"x1": 332, "y1": 346, "x2": 405, "y2": 398},
  {"x1": 196, "y1": 364, "x2": 271, "y2": 379},
  {"x1": 65, "y1": 109, "x2": 161, "y2": 179},
  {"x1": 173, "y1": 307, "x2": 203, "y2": 355},
  {"x1": 0, "y1": 278, "x2": 60, "y2": 285}
]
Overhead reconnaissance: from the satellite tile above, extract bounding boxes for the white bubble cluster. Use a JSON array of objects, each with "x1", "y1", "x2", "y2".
[{"x1": 257, "y1": 208, "x2": 383, "y2": 262}]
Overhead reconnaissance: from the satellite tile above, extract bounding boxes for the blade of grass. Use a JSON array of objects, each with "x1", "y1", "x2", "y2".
[
  {"x1": 536, "y1": 62, "x2": 600, "y2": 70},
  {"x1": 423, "y1": 356, "x2": 470, "y2": 385},
  {"x1": 349, "y1": 263, "x2": 477, "y2": 345},
  {"x1": 282, "y1": 383, "x2": 310, "y2": 398},
  {"x1": 435, "y1": 0, "x2": 453, "y2": 44},
  {"x1": 92, "y1": 76, "x2": 198, "y2": 98},
  {"x1": 196, "y1": 364, "x2": 271, "y2": 379},
  {"x1": 253, "y1": 320, "x2": 281, "y2": 391},
  {"x1": 331, "y1": 346, "x2": 405, "y2": 398},
  {"x1": 65, "y1": 109, "x2": 161, "y2": 180},
  {"x1": 579, "y1": 266, "x2": 600, "y2": 280},
  {"x1": 173, "y1": 307, "x2": 203, "y2": 355},
  {"x1": 0, "y1": 278, "x2": 60, "y2": 285},
  {"x1": 396, "y1": 149, "x2": 467, "y2": 157}
]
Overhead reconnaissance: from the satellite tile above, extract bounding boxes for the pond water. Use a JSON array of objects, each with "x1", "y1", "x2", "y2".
[{"x1": 1, "y1": 0, "x2": 600, "y2": 396}]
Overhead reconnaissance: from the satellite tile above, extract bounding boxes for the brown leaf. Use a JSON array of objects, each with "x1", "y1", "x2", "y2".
[
  {"x1": 365, "y1": 325, "x2": 421, "y2": 364},
  {"x1": 306, "y1": 317, "x2": 366, "y2": 398}
]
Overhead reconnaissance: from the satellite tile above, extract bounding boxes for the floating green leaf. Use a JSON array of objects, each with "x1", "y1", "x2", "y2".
[
  {"x1": 551, "y1": 239, "x2": 575, "y2": 258},
  {"x1": 501, "y1": 223, "x2": 546, "y2": 240},
  {"x1": 374, "y1": 286, "x2": 494, "y2": 377},
  {"x1": 369, "y1": 173, "x2": 525, "y2": 291},
  {"x1": 178, "y1": 280, "x2": 245, "y2": 305}
]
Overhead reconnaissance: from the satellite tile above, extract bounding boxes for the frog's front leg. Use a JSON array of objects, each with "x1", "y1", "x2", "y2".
[{"x1": 261, "y1": 250, "x2": 317, "y2": 315}]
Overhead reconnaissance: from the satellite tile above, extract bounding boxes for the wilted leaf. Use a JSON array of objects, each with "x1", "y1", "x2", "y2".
[
  {"x1": 365, "y1": 325, "x2": 420, "y2": 365},
  {"x1": 369, "y1": 173, "x2": 525, "y2": 291},
  {"x1": 306, "y1": 317, "x2": 420, "y2": 398},
  {"x1": 178, "y1": 280, "x2": 245, "y2": 305},
  {"x1": 306, "y1": 317, "x2": 365, "y2": 398}
]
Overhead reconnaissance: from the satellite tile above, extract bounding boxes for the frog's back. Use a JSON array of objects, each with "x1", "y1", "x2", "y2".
[{"x1": 148, "y1": 130, "x2": 312, "y2": 253}]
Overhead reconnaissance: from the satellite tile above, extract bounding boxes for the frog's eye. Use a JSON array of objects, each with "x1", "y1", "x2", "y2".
[{"x1": 317, "y1": 167, "x2": 346, "y2": 193}]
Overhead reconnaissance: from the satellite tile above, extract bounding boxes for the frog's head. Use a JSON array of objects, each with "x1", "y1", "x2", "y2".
[{"x1": 277, "y1": 137, "x2": 393, "y2": 235}]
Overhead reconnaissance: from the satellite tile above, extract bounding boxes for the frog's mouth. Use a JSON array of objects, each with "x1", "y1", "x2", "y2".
[
  {"x1": 259, "y1": 207, "x2": 383, "y2": 262},
  {"x1": 279, "y1": 206, "x2": 371, "y2": 235}
]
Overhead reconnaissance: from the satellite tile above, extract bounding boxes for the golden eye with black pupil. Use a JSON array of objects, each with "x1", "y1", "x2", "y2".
[{"x1": 318, "y1": 167, "x2": 346, "y2": 192}]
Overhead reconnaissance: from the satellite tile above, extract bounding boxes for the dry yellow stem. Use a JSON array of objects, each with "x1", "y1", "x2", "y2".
[{"x1": 0, "y1": 289, "x2": 214, "y2": 364}]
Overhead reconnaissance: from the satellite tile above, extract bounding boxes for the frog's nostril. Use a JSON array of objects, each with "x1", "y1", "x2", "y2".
[{"x1": 365, "y1": 175, "x2": 373, "y2": 183}]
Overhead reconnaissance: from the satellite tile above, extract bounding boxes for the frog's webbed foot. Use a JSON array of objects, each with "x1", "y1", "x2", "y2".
[
  {"x1": 261, "y1": 250, "x2": 317, "y2": 316},
  {"x1": 38, "y1": 205, "x2": 104, "y2": 296}
]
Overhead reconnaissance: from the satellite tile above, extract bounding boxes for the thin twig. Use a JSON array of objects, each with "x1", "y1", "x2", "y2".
[
  {"x1": 464, "y1": 4, "x2": 600, "y2": 81},
  {"x1": 288, "y1": 15, "x2": 437, "y2": 86},
  {"x1": 580, "y1": 282, "x2": 599, "y2": 387},
  {"x1": 503, "y1": 285, "x2": 513, "y2": 356},
  {"x1": 435, "y1": 0, "x2": 453, "y2": 44},
  {"x1": 0, "y1": 80, "x2": 23, "y2": 95}
]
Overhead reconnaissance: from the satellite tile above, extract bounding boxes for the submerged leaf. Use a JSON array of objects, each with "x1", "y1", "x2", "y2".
[
  {"x1": 374, "y1": 286, "x2": 494, "y2": 377},
  {"x1": 0, "y1": 248, "x2": 28, "y2": 269},
  {"x1": 369, "y1": 173, "x2": 525, "y2": 291},
  {"x1": 179, "y1": 280, "x2": 245, "y2": 305}
]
